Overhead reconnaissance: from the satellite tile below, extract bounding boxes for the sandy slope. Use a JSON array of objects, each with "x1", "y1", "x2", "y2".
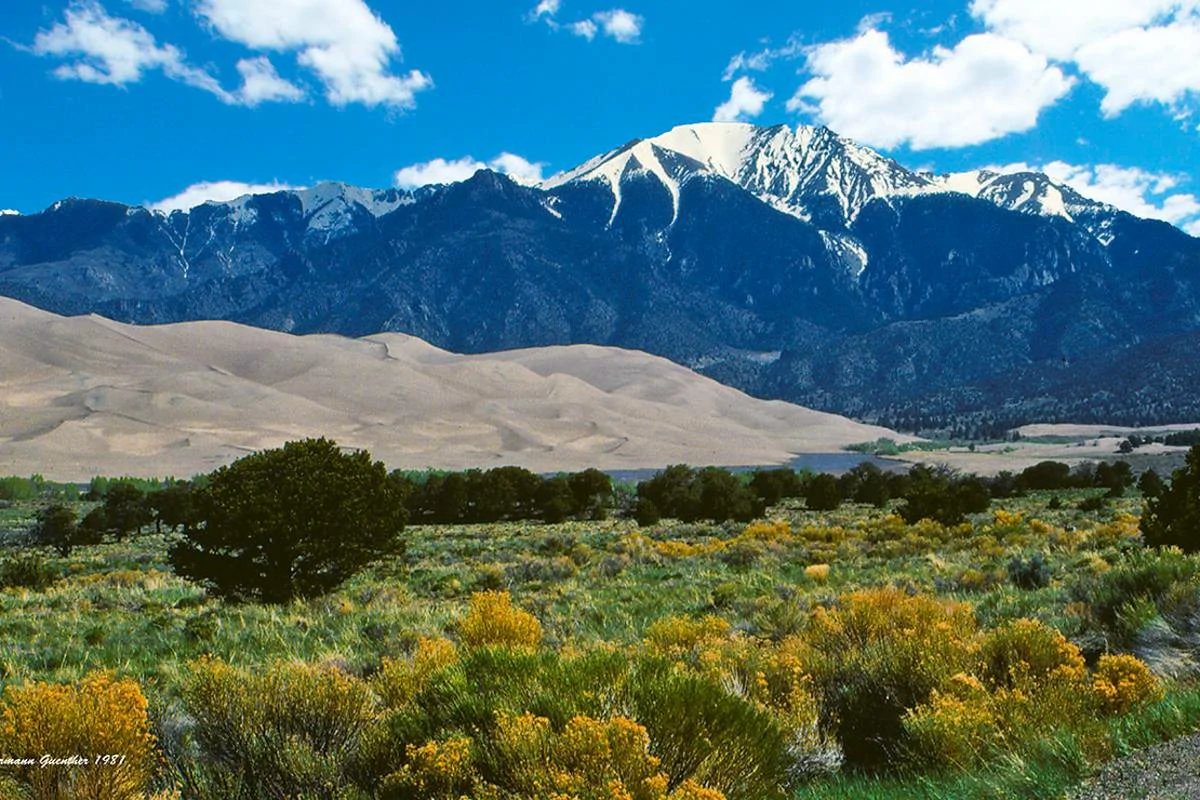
[{"x1": 0, "y1": 299, "x2": 901, "y2": 480}]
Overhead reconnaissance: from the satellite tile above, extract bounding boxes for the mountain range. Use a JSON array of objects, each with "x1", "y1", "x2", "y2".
[{"x1": 3, "y1": 122, "x2": 1198, "y2": 435}]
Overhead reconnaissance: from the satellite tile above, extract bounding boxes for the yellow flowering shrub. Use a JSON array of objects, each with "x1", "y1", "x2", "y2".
[
  {"x1": 0, "y1": 672, "x2": 156, "y2": 800},
  {"x1": 376, "y1": 636, "x2": 459, "y2": 708},
  {"x1": 992, "y1": 509, "x2": 1024, "y2": 529},
  {"x1": 382, "y1": 735, "x2": 476, "y2": 798},
  {"x1": 804, "y1": 588, "x2": 979, "y2": 768},
  {"x1": 803, "y1": 564, "x2": 830, "y2": 582},
  {"x1": 980, "y1": 619, "x2": 1086, "y2": 691},
  {"x1": 903, "y1": 673, "x2": 999, "y2": 768},
  {"x1": 645, "y1": 615, "x2": 731, "y2": 656},
  {"x1": 742, "y1": 520, "x2": 792, "y2": 542},
  {"x1": 654, "y1": 539, "x2": 706, "y2": 559},
  {"x1": 460, "y1": 591, "x2": 543, "y2": 650},
  {"x1": 488, "y1": 712, "x2": 697, "y2": 800},
  {"x1": 1092, "y1": 654, "x2": 1162, "y2": 715}
]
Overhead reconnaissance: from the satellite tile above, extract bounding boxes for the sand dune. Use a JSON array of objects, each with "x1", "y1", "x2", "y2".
[{"x1": 0, "y1": 298, "x2": 902, "y2": 480}]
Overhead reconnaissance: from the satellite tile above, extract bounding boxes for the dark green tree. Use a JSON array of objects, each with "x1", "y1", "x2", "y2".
[
  {"x1": 149, "y1": 481, "x2": 198, "y2": 533},
  {"x1": 568, "y1": 468, "x2": 613, "y2": 518},
  {"x1": 1139, "y1": 468, "x2": 1165, "y2": 498},
  {"x1": 804, "y1": 474, "x2": 842, "y2": 511},
  {"x1": 103, "y1": 483, "x2": 153, "y2": 541},
  {"x1": 899, "y1": 466, "x2": 990, "y2": 525},
  {"x1": 1141, "y1": 445, "x2": 1200, "y2": 552},
  {"x1": 169, "y1": 438, "x2": 407, "y2": 602},
  {"x1": 31, "y1": 504, "x2": 91, "y2": 557}
]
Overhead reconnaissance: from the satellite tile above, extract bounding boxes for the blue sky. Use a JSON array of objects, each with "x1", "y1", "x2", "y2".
[{"x1": 2, "y1": 0, "x2": 1198, "y2": 233}]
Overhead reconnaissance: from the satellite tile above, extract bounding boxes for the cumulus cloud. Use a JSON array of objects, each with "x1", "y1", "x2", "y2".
[
  {"x1": 969, "y1": 0, "x2": 1187, "y2": 59},
  {"x1": 713, "y1": 77, "x2": 772, "y2": 122},
  {"x1": 1073, "y1": 21, "x2": 1200, "y2": 116},
  {"x1": 570, "y1": 20, "x2": 598, "y2": 40},
  {"x1": 149, "y1": 180, "x2": 302, "y2": 213},
  {"x1": 33, "y1": 2, "x2": 220, "y2": 93},
  {"x1": 234, "y1": 56, "x2": 306, "y2": 106},
  {"x1": 31, "y1": 2, "x2": 310, "y2": 108},
  {"x1": 196, "y1": 0, "x2": 432, "y2": 108},
  {"x1": 394, "y1": 153, "x2": 546, "y2": 189},
  {"x1": 593, "y1": 9, "x2": 643, "y2": 43},
  {"x1": 535, "y1": 4, "x2": 643, "y2": 44},
  {"x1": 970, "y1": 0, "x2": 1200, "y2": 117},
  {"x1": 791, "y1": 30, "x2": 1073, "y2": 150},
  {"x1": 993, "y1": 160, "x2": 1200, "y2": 232}
]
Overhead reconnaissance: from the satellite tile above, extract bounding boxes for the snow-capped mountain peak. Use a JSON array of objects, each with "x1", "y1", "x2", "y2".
[{"x1": 542, "y1": 122, "x2": 935, "y2": 226}]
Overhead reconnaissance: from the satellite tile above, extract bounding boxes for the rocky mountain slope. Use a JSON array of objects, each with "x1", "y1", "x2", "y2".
[{"x1": 2, "y1": 122, "x2": 1197, "y2": 433}]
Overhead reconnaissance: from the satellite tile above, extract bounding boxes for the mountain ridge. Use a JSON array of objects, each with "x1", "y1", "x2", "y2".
[{"x1": 1, "y1": 122, "x2": 1197, "y2": 434}]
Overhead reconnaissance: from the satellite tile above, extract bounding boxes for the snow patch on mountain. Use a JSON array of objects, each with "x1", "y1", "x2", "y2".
[{"x1": 0, "y1": 210, "x2": 19, "y2": 216}]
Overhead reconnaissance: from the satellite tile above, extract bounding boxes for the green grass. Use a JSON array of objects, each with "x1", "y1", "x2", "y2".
[{"x1": 2, "y1": 490, "x2": 1197, "y2": 799}]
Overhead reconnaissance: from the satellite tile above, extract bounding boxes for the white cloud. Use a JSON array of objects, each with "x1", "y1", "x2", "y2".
[
  {"x1": 196, "y1": 0, "x2": 432, "y2": 109},
  {"x1": 488, "y1": 153, "x2": 546, "y2": 185},
  {"x1": 969, "y1": 0, "x2": 1188, "y2": 60},
  {"x1": 1073, "y1": 21, "x2": 1200, "y2": 116},
  {"x1": 593, "y1": 9, "x2": 643, "y2": 43},
  {"x1": 34, "y1": 2, "x2": 212, "y2": 89},
  {"x1": 125, "y1": 0, "x2": 167, "y2": 11},
  {"x1": 30, "y1": 2, "x2": 308, "y2": 107},
  {"x1": 234, "y1": 56, "x2": 306, "y2": 106},
  {"x1": 791, "y1": 30, "x2": 1073, "y2": 150},
  {"x1": 723, "y1": 37, "x2": 804, "y2": 80},
  {"x1": 150, "y1": 180, "x2": 302, "y2": 213},
  {"x1": 0, "y1": 210, "x2": 20, "y2": 216},
  {"x1": 539, "y1": 4, "x2": 642, "y2": 44},
  {"x1": 970, "y1": 0, "x2": 1200, "y2": 118},
  {"x1": 570, "y1": 20, "x2": 598, "y2": 40},
  {"x1": 713, "y1": 76, "x2": 772, "y2": 122},
  {"x1": 993, "y1": 160, "x2": 1200, "y2": 232},
  {"x1": 393, "y1": 153, "x2": 546, "y2": 189}
]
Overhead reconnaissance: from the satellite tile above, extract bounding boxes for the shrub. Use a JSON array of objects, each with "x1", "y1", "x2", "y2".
[
  {"x1": 1092, "y1": 654, "x2": 1162, "y2": 715},
  {"x1": 0, "y1": 554, "x2": 57, "y2": 591},
  {"x1": 0, "y1": 672, "x2": 157, "y2": 800},
  {"x1": 803, "y1": 588, "x2": 978, "y2": 770},
  {"x1": 380, "y1": 735, "x2": 475, "y2": 799},
  {"x1": 1141, "y1": 445, "x2": 1200, "y2": 552},
  {"x1": 459, "y1": 591, "x2": 543, "y2": 650},
  {"x1": 376, "y1": 637, "x2": 460, "y2": 709},
  {"x1": 630, "y1": 662, "x2": 794, "y2": 800},
  {"x1": 804, "y1": 564, "x2": 831, "y2": 582},
  {"x1": 488, "y1": 712, "x2": 674, "y2": 800},
  {"x1": 1007, "y1": 552, "x2": 1052, "y2": 590},
  {"x1": 170, "y1": 438, "x2": 407, "y2": 602},
  {"x1": 979, "y1": 619, "x2": 1086, "y2": 692},
  {"x1": 1071, "y1": 547, "x2": 1200, "y2": 647},
  {"x1": 175, "y1": 657, "x2": 375, "y2": 799},
  {"x1": 903, "y1": 673, "x2": 999, "y2": 768},
  {"x1": 645, "y1": 615, "x2": 731, "y2": 656}
]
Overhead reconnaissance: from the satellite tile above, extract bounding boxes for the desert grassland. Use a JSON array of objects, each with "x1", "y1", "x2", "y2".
[{"x1": 2, "y1": 489, "x2": 1200, "y2": 799}]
